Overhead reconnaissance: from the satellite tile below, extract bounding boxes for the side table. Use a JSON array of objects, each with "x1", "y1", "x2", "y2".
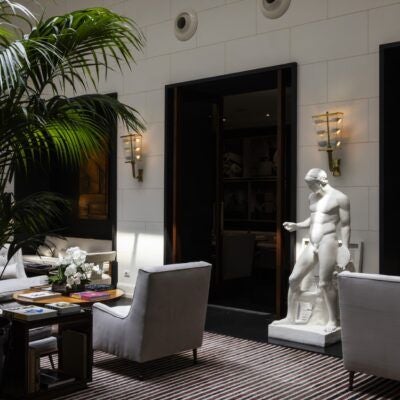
[
  {"x1": 1, "y1": 310, "x2": 92, "y2": 399},
  {"x1": 13, "y1": 288, "x2": 125, "y2": 306}
]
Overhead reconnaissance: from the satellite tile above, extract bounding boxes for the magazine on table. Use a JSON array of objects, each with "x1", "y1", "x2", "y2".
[{"x1": 18, "y1": 291, "x2": 60, "y2": 300}]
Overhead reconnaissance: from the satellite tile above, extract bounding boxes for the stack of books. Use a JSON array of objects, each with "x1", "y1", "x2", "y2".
[
  {"x1": 45, "y1": 302, "x2": 81, "y2": 315},
  {"x1": 2, "y1": 305, "x2": 57, "y2": 321},
  {"x1": 70, "y1": 291, "x2": 111, "y2": 300}
]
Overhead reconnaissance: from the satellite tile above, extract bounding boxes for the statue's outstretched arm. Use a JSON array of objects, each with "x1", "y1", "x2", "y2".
[{"x1": 283, "y1": 217, "x2": 310, "y2": 232}]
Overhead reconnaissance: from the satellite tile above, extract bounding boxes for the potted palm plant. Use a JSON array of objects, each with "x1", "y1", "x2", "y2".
[{"x1": 0, "y1": 0, "x2": 145, "y2": 278}]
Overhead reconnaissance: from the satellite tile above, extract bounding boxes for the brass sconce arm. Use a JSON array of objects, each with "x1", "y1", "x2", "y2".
[
  {"x1": 129, "y1": 160, "x2": 143, "y2": 182},
  {"x1": 327, "y1": 148, "x2": 341, "y2": 177}
]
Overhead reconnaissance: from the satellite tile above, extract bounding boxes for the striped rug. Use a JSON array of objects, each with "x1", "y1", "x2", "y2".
[{"x1": 52, "y1": 332, "x2": 400, "y2": 400}]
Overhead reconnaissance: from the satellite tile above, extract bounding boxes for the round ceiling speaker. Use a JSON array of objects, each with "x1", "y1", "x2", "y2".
[
  {"x1": 260, "y1": 0, "x2": 291, "y2": 19},
  {"x1": 174, "y1": 10, "x2": 198, "y2": 41}
]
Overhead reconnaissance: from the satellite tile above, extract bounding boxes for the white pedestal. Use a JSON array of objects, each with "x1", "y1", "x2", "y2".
[{"x1": 268, "y1": 323, "x2": 341, "y2": 347}]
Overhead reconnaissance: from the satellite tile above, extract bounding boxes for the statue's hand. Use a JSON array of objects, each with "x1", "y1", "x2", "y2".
[
  {"x1": 283, "y1": 222, "x2": 297, "y2": 232},
  {"x1": 337, "y1": 245, "x2": 351, "y2": 270}
]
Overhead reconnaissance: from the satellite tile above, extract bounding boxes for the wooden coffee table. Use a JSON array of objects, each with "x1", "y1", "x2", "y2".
[{"x1": 13, "y1": 288, "x2": 125, "y2": 305}]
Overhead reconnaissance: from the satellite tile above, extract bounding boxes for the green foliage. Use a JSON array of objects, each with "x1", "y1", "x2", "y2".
[
  {"x1": 0, "y1": 2, "x2": 145, "y2": 269},
  {"x1": 0, "y1": 191, "x2": 70, "y2": 279}
]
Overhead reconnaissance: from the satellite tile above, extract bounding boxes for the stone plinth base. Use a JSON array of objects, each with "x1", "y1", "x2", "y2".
[{"x1": 268, "y1": 323, "x2": 341, "y2": 347}]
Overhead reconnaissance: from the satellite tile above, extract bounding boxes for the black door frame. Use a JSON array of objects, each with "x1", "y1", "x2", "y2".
[
  {"x1": 379, "y1": 41, "x2": 400, "y2": 275},
  {"x1": 164, "y1": 64, "x2": 297, "y2": 316}
]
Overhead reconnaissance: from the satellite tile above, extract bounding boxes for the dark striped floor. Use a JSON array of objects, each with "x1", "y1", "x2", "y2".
[{"x1": 52, "y1": 332, "x2": 400, "y2": 400}]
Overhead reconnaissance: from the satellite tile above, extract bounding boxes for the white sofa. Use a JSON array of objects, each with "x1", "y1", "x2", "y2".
[
  {"x1": 0, "y1": 248, "x2": 48, "y2": 302},
  {"x1": 23, "y1": 236, "x2": 116, "y2": 285}
]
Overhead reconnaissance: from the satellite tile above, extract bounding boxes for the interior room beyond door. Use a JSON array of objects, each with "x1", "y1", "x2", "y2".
[{"x1": 165, "y1": 65, "x2": 297, "y2": 317}]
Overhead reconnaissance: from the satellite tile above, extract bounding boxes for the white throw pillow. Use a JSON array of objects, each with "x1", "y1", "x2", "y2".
[{"x1": 0, "y1": 262, "x2": 17, "y2": 279}]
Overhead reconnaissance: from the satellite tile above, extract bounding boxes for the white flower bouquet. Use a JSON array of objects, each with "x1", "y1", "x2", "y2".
[{"x1": 49, "y1": 247, "x2": 94, "y2": 290}]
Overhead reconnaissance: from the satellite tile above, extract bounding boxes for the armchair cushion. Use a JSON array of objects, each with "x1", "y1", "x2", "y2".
[{"x1": 93, "y1": 303, "x2": 129, "y2": 319}]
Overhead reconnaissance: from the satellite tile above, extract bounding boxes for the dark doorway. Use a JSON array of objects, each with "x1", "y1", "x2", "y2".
[
  {"x1": 380, "y1": 42, "x2": 400, "y2": 275},
  {"x1": 165, "y1": 64, "x2": 297, "y2": 317}
]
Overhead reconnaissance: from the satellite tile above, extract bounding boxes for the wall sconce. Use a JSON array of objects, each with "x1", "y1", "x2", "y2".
[
  {"x1": 312, "y1": 111, "x2": 344, "y2": 177},
  {"x1": 121, "y1": 132, "x2": 143, "y2": 182}
]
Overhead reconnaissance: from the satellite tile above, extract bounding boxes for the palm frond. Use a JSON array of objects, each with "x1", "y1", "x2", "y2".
[
  {"x1": 27, "y1": 7, "x2": 145, "y2": 94},
  {"x1": 0, "y1": 2, "x2": 147, "y2": 275},
  {"x1": 0, "y1": 191, "x2": 70, "y2": 279},
  {"x1": 0, "y1": 40, "x2": 27, "y2": 91},
  {"x1": 0, "y1": 0, "x2": 35, "y2": 21}
]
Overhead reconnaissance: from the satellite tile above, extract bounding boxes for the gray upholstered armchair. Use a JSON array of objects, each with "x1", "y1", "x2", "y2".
[
  {"x1": 92, "y1": 261, "x2": 211, "y2": 377},
  {"x1": 338, "y1": 271, "x2": 400, "y2": 390}
]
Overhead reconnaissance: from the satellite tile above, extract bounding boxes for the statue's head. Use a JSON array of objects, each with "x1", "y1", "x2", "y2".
[{"x1": 304, "y1": 168, "x2": 328, "y2": 192}]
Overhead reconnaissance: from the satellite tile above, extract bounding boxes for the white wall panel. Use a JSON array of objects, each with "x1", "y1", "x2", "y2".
[
  {"x1": 328, "y1": 0, "x2": 400, "y2": 18},
  {"x1": 369, "y1": 3, "x2": 400, "y2": 52},
  {"x1": 257, "y1": 0, "x2": 327, "y2": 34},
  {"x1": 298, "y1": 62, "x2": 327, "y2": 106},
  {"x1": 291, "y1": 13, "x2": 368, "y2": 64},
  {"x1": 369, "y1": 187, "x2": 379, "y2": 232},
  {"x1": 170, "y1": 44, "x2": 225, "y2": 83},
  {"x1": 197, "y1": 0, "x2": 257, "y2": 46},
  {"x1": 225, "y1": 29, "x2": 290, "y2": 73},
  {"x1": 122, "y1": 189, "x2": 164, "y2": 222},
  {"x1": 328, "y1": 54, "x2": 379, "y2": 102},
  {"x1": 24, "y1": 0, "x2": 392, "y2": 282},
  {"x1": 369, "y1": 98, "x2": 379, "y2": 142},
  {"x1": 171, "y1": 0, "x2": 225, "y2": 15},
  {"x1": 146, "y1": 20, "x2": 196, "y2": 58}
]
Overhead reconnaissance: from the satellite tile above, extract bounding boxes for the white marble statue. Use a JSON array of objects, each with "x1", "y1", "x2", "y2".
[{"x1": 273, "y1": 168, "x2": 351, "y2": 333}]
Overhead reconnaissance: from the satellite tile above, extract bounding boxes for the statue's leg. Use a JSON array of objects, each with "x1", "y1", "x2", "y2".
[
  {"x1": 318, "y1": 239, "x2": 339, "y2": 330},
  {"x1": 273, "y1": 245, "x2": 315, "y2": 324}
]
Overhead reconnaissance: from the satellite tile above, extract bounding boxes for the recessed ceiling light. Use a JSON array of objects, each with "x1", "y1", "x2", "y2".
[{"x1": 265, "y1": 113, "x2": 271, "y2": 118}]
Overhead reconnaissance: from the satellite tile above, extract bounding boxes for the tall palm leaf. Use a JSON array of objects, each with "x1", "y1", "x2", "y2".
[
  {"x1": 0, "y1": 0, "x2": 38, "y2": 92},
  {"x1": 0, "y1": 191, "x2": 69, "y2": 279},
  {"x1": 0, "y1": 3, "x2": 145, "y2": 267}
]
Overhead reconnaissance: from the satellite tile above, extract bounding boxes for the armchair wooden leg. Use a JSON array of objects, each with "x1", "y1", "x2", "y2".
[
  {"x1": 349, "y1": 371, "x2": 355, "y2": 390},
  {"x1": 138, "y1": 363, "x2": 145, "y2": 381},
  {"x1": 193, "y1": 348, "x2": 197, "y2": 365},
  {"x1": 49, "y1": 354, "x2": 55, "y2": 369}
]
